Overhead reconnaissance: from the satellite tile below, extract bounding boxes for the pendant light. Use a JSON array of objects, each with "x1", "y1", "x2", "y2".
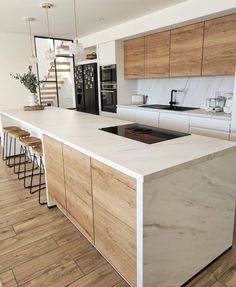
[
  {"x1": 70, "y1": 0, "x2": 84, "y2": 55},
  {"x1": 41, "y1": 3, "x2": 56, "y2": 61},
  {"x1": 23, "y1": 17, "x2": 38, "y2": 65}
]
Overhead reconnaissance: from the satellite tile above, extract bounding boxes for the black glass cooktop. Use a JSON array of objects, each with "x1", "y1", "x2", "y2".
[{"x1": 100, "y1": 123, "x2": 190, "y2": 144}]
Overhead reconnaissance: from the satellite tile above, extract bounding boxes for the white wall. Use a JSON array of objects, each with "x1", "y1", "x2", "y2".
[
  {"x1": 137, "y1": 76, "x2": 234, "y2": 108},
  {"x1": 80, "y1": 0, "x2": 236, "y2": 47},
  {"x1": 0, "y1": 32, "x2": 36, "y2": 111}
]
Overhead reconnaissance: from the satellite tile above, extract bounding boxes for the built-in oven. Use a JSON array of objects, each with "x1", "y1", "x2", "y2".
[
  {"x1": 101, "y1": 88, "x2": 117, "y2": 113},
  {"x1": 100, "y1": 65, "x2": 117, "y2": 83}
]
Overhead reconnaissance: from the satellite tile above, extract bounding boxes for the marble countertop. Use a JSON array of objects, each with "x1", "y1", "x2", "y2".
[
  {"x1": 1, "y1": 107, "x2": 236, "y2": 182},
  {"x1": 117, "y1": 104, "x2": 231, "y2": 121}
]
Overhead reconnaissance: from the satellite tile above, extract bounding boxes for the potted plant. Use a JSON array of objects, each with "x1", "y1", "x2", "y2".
[{"x1": 10, "y1": 65, "x2": 39, "y2": 106}]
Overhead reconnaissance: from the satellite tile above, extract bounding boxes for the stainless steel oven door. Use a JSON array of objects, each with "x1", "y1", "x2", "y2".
[
  {"x1": 100, "y1": 65, "x2": 117, "y2": 82},
  {"x1": 101, "y1": 90, "x2": 117, "y2": 113}
]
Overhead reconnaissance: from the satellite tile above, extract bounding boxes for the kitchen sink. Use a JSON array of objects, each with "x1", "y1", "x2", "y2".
[{"x1": 139, "y1": 104, "x2": 199, "y2": 111}]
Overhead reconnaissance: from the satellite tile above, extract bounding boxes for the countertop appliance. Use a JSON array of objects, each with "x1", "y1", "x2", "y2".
[
  {"x1": 100, "y1": 65, "x2": 117, "y2": 113},
  {"x1": 100, "y1": 123, "x2": 190, "y2": 144},
  {"x1": 131, "y1": 94, "x2": 148, "y2": 105},
  {"x1": 74, "y1": 63, "x2": 99, "y2": 115},
  {"x1": 223, "y1": 93, "x2": 233, "y2": 114},
  {"x1": 205, "y1": 95, "x2": 225, "y2": 112}
]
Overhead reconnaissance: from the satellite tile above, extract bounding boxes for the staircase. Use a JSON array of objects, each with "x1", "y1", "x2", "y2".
[{"x1": 40, "y1": 42, "x2": 72, "y2": 106}]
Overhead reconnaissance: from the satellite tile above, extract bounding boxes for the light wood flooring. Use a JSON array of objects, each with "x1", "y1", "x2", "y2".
[{"x1": 0, "y1": 148, "x2": 236, "y2": 287}]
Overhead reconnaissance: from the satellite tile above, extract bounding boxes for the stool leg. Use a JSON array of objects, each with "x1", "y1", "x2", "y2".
[
  {"x1": 7, "y1": 136, "x2": 12, "y2": 167},
  {"x1": 39, "y1": 157, "x2": 46, "y2": 205},
  {"x1": 13, "y1": 138, "x2": 17, "y2": 173},
  {"x1": 29, "y1": 154, "x2": 36, "y2": 194},
  {"x1": 2, "y1": 131, "x2": 6, "y2": 161}
]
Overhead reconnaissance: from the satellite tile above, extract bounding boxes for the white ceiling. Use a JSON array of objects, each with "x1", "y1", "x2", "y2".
[{"x1": 0, "y1": 0, "x2": 187, "y2": 38}]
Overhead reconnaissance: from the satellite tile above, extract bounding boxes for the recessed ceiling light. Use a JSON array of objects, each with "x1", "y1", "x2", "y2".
[{"x1": 99, "y1": 17, "x2": 105, "y2": 22}]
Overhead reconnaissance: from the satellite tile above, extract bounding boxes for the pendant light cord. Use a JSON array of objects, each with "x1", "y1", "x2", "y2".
[
  {"x1": 73, "y1": 0, "x2": 78, "y2": 39},
  {"x1": 28, "y1": 20, "x2": 35, "y2": 57},
  {"x1": 46, "y1": 8, "x2": 51, "y2": 38}
]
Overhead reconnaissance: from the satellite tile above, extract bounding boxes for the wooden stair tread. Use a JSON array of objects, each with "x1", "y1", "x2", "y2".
[
  {"x1": 48, "y1": 69, "x2": 71, "y2": 72},
  {"x1": 41, "y1": 92, "x2": 57, "y2": 95},
  {"x1": 50, "y1": 61, "x2": 70, "y2": 66},
  {"x1": 43, "y1": 81, "x2": 64, "y2": 84},
  {"x1": 41, "y1": 87, "x2": 61, "y2": 90},
  {"x1": 57, "y1": 45, "x2": 70, "y2": 50}
]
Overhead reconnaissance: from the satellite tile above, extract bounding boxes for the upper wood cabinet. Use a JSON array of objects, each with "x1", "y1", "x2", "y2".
[
  {"x1": 145, "y1": 31, "x2": 170, "y2": 78},
  {"x1": 91, "y1": 159, "x2": 137, "y2": 287},
  {"x1": 124, "y1": 37, "x2": 145, "y2": 79},
  {"x1": 202, "y1": 14, "x2": 236, "y2": 76},
  {"x1": 43, "y1": 136, "x2": 66, "y2": 209},
  {"x1": 170, "y1": 22, "x2": 204, "y2": 77},
  {"x1": 63, "y1": 145, "x2": 94, "y2": 243}
]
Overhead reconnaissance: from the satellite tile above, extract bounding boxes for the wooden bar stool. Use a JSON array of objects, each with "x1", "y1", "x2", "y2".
[
  {"x1": 18, "y1": 137, "x2": 41, "y2": 188},
  {"x1": 30, "y1": 144, "x2": 46, "y2": 205},
  {"x1": 7, "y1": 129, "x2": 30, "y2": 168},
  {"x1": 2, "y1": 126, "x2": 21, "y2": 162}
]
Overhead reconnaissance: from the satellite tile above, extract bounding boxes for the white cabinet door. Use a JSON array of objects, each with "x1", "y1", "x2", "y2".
[
  {"x1": 190, "y1": 117, "x2": 230, "y2": 132},
  {"x1": 190, "y1": 127, "x2": 229, "y2": 140},
  {"x1": 159, "y1": 113, "x2": 190, "y2": 133},
  {"x1": 117, "y1": 107, "x2": 135, "y2": 122},
  {"x1": 99, "y1": 41, "x2": 116, "y2": 66},
  {"x1": 135, "y1": 110, "x2": 159, "y2": 127}
]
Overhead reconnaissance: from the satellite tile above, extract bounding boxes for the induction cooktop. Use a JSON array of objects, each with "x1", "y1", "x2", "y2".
[{"x1": 100, "y1": 123, "x2": 190, "y2": 144}]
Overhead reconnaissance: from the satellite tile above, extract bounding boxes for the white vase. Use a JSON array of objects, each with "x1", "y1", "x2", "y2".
[{"x1": 28, "y1": 93, "x2": 39, "y2": 106}]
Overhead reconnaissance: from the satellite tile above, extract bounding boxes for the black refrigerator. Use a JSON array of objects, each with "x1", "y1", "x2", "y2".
[{"x1": 74, "y1": 63, "x2": 99, "y2": 115}]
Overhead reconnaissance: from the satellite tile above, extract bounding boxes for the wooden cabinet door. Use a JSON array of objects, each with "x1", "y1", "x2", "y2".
[
  {"x1": 170, "y1": 22, "x2": 204, "y2": 77},
  {"x1": 124, "y1": 37, "x2": 145, "y2": 79},
  {"x1": 145, "y1": 31, "x2": 170, "y2": 78},
  {"x1": 63, "y1": 145, "x2": 94, "y2": 243},
  {"x1": 91, "y1": 159, "x2": 137, "y2": 286},
  {"x1": 202, "y1": 14, "x2": 236, "y2": 76},
  {"x1": 43, "y1": 136, "x2": 66, "y2": 209}
]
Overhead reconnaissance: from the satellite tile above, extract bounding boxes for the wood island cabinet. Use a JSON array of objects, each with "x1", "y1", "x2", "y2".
[
  {"x1": 124, "y1": 37, "x2": 145, "y2": 79},
  {"x1": 43, "y1": 135, "x2": 137, "y2": 286},
  {"x1": 202, "y1": 14, "x2": 236, "y2": 76},
  {"x1": 170, "y1": 22, "x2": 204, "y2": 77},
  {"x1": 145, "y1": 31, "x2": 170, "y2": 78},
  {"x1": 63, "y1": 145, "x2": 94, "y2": 243},
  {"x1": 43, "y1": 136, "x2": 66, "y2": 209},
  {"x1": 91, "y1": 159, "x2": 137, "y2": 287}
]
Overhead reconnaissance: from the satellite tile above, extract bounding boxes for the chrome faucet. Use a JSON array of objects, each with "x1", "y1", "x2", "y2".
[{"x1": 169, "y1": 90, "x2": 178, "y2": 107}]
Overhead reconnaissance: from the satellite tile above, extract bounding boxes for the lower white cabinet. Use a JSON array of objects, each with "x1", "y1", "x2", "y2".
[
  {"x1": 117, "y1": 107, "x2": 136, "y2": 122},
  {"x1": 190, "y1": 127, "x2": 230, "y2": 140},
  {"x1": 135, "y1": 110, "x2": 159, "y2": 127},
  {"x1": 159, "y1": 113, "x2": 190, "y2": 133},
  {"x1": 190, "y1": 117, "x2": 230, "y2": 132},
  {"x1": 230, "y1": 133, "x2": 236, "y2": 142}
]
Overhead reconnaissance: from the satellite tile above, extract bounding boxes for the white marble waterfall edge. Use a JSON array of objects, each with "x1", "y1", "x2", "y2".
[{"x1": 143, "y1": 151, "x2": 236, "y2": 287}]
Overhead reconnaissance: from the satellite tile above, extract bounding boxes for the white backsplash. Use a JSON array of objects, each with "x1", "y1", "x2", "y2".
[{"x1": 137, "y1": 76, "x2": 234, "y2": 108}]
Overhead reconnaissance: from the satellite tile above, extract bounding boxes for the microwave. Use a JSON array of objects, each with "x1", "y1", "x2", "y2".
[{"x1": 100, "y1": 65, "x2": 117, "y2": 83}]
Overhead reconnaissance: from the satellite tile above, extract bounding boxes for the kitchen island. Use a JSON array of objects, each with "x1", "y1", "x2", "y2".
[{"x1": 1, "y1": 107, "x2": 236, "y2": 287}]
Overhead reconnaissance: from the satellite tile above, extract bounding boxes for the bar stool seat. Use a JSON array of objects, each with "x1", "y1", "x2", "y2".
[
  {"x1": 32, "y1": 145, "x2": 43, "y2": 157},
  {"x1": 8, "y1": 129, "x2": 30, "y2": 139},
  {"x1": 2, "y1": 126, "x2": 21, "y2": 161},
  {"x1": 19, "y1": 137, "x2": 41, "y2": 147},
  {"x1": 3, "y1": 126, "x2": 20, "y2": 132}
]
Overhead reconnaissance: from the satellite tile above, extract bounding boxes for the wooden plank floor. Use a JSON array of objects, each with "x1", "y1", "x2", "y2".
[{"x1": 0, "y1": 148, "x2": 236, "y2": 287}]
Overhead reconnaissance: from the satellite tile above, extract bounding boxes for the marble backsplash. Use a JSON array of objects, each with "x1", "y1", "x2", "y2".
[{"x1": 137, "y1": 76, "x2": 235, "y2": 108}]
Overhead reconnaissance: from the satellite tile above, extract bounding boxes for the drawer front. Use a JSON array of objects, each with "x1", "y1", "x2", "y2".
[
  {"x1": 117, "y1": 108, "x2": 136, "y2": 122},
  {"x1": 43, "y1": 136, "x2": 66, "y2": 209},
  {"x1": 190, "y1": 117, "x2": 230, "y2": 132},
  {"x1": 135, "y1": 110, "x2": 159, "y2": 127},
  {"x1": 190, "y1": 127, "x2": 229, "y2": 140},
  {"x1": 159, "y1": 113, "x2": 189, "y2": 133},
  {"x1": 92, "y1": 159, "x2": 137, "y2": 287}
]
